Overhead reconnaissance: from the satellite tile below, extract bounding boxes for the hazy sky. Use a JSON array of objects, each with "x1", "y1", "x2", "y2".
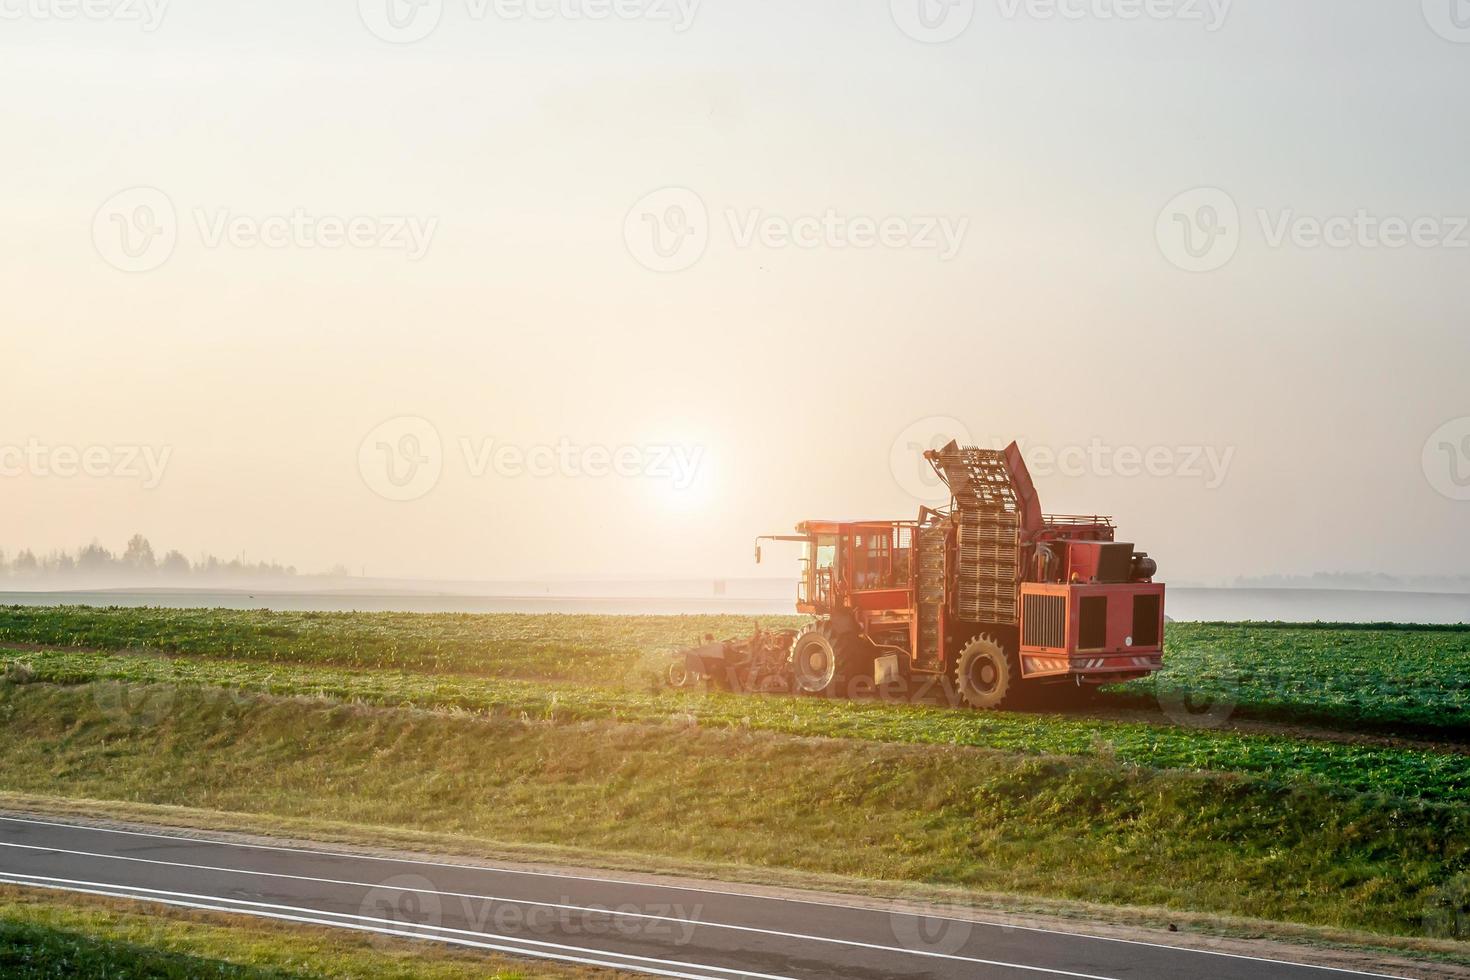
[{"x1": 3, "y1": 0, "x2": 1468, "y2": 583}]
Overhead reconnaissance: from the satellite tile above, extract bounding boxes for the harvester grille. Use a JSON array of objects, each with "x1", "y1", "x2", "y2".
[{"x1": 933, "y1": 445, "x2": 1021, "y2": 626}]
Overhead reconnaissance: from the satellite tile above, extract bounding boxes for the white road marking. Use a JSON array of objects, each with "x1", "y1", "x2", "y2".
[
  {"x1": 0, "y1": 840, "x2": 1124, "y2": 980},
  {"x1": 0, "y1": 874, "x2": 762, "y2": 980},
  {"x1": 0, "y1": 814, "x2": 1415, "y2": 979}
]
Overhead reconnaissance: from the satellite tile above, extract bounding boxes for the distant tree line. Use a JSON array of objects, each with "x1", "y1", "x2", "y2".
[{"x1": 0, "y1": 535, "x2": 300, "y2": 581}]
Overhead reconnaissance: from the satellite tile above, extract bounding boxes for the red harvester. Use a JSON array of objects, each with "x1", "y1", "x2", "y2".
[{"x1": 673, "y1": 441, "x2": 1165, "y2": 709}]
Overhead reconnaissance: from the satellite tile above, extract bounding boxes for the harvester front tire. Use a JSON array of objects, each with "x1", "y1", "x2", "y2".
[
  {"x1": 791, "y1": 622, "x2": 858, "y2": 697},
  {"x1": 955, "y1": 635, "x2": 1016, "y2": 710}
]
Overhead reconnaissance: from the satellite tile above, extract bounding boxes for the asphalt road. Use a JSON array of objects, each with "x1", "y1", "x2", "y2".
[{"x1": 0, "y1": 814, "x2": 1418, "y2": 980}]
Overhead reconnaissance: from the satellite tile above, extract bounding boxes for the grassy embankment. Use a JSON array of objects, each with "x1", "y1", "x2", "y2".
[
  {"x1": 2, "y1": 648, "x2": 1465, "y2": 804},
  {"x1": 1, "y1": 682, "x2": 1467, "y2": 942},
  {"x1": 0, "y1": 606, "x2": 1466, "y2": 948}
]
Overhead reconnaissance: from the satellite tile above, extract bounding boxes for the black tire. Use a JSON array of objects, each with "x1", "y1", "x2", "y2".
[
  {"x1": 790, "y1": 621, "x2": 862, "y2": 697},
  {"x1": 954, "y1": 634, "x2": 1016, "y2": 710}
]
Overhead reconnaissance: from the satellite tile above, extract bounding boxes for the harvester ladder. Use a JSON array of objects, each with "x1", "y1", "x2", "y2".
[{"x1": 932, "y1": 445, "x2": 1021, "y2": 626}]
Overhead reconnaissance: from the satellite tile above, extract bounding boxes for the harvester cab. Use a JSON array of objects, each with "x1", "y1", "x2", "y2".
[{"x1": 671, "y1": 440, "x2": 1165, "y2": 710}]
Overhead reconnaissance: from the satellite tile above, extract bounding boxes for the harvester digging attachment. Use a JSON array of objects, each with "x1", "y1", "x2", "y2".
[{"x1": 668, "y1": 627, "x2": 797, "y2": 694}]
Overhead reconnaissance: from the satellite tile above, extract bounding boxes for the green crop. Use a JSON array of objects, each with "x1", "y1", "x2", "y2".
[{"x1": 0, "y1": 607, "x2": 1466, "y2": 733}]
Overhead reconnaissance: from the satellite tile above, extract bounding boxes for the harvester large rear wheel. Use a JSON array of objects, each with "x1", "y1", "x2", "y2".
[
  {"x1": 954, "y1": 634, "x2": 1016, "y2": 710},
  {"x1": 790, "y1": 621, "x2": 861, "y2": 697}
]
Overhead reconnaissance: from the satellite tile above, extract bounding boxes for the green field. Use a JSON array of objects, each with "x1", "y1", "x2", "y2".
[
  {"x1": 0, "y1": 606, "x2": 1465, "y2": 733},
  {"x1": 0, "y1": 605, "x2": 1467, "y2": 955}
]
